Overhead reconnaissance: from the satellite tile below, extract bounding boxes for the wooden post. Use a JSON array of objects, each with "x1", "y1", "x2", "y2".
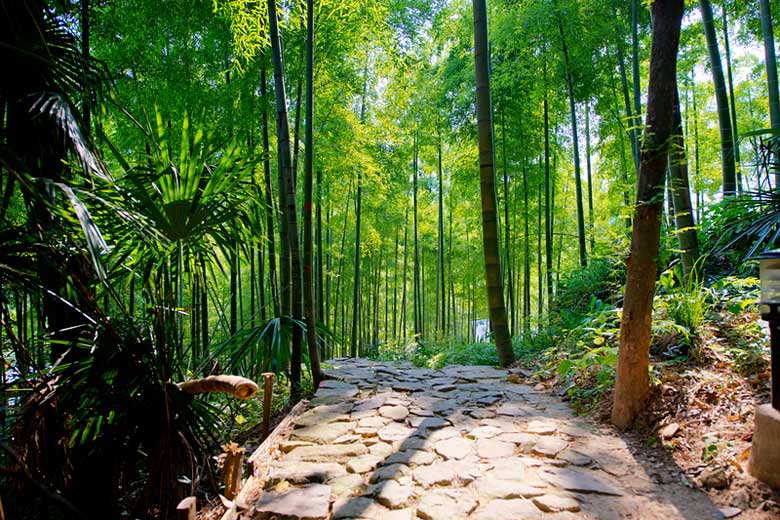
[
  {"x1": 261, "y1": 372, "x2": 275, "y2": 439},
  {"x1": 220, "y1": 442, "x2": 244, "y2": 501},
  {"x1": 176, "y1": 496, "x2": 196, "y2": 520}
]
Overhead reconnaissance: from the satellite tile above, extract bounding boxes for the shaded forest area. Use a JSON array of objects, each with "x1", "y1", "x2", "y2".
[{"x1": 2, "y1": 0, "x2": 780, "y2": 517}]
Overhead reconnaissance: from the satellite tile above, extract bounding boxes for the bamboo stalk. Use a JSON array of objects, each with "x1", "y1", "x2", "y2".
[{"x1": 261, "y1": 372, "x2": 275, "y2": 439}]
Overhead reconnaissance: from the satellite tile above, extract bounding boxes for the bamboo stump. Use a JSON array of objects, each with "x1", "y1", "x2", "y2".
[
  {"x1": 176, "y1": 496, "x2": 196, "y2": 520},
  {"x1": 261, "y1": 372, "x2": 275, "y2": 440},
  {"x1": 220, "y1": 442, "x2": 244, "y2": 501}
]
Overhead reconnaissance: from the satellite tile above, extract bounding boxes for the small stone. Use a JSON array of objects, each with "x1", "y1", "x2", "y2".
[
  {"x1": 413, "y1": 462, "x2": 457, "y2": 487},
  {"x1": 267, "y1": 462, "x2": 346, "y2": 484},
  {"x1": 417, "y1": 488, "x2": 478, "y2": 520},
  {"x1": 719, "y1": 506, "x2": 742, "y2": 518},
  {"x1": 526, "y1": 420, "x2": 557, "y2": 435},
  {"x1": 435, "y1": 436, "x2": 473, "y2": 460},
  {"x1": 473, "y1": 478, "x2": 545, "y2": 499},
  {"x1": 379, "y1": 405, "x2": 410, "y2": 422},
  {"x1": 700, "y1": 465, "x2": 730, "y2": 490},
  {"x1": 464, "y1": 408, "x2": 497, "y2": 419},
  {"x1": 255, "y1": 483, "x2": 331, "y2": 520},
  {"x1": 374, "y1": 479, "x2": 412, "y2": 508},
  {"x1": 472, "y1": 499, "x2": 540, "y2": 520},
  {"x1": 477, "y1": 438, "x2": 516, "y2": 458},
  {"x1": 558, "y1": 450, "x2": 592, "y2": 466},
  {"x1": 532, "y1": 494, "x2": 581, "y2": 513},
  {"x1": 332, "y1": 496, "x2": 388, "y2": 519},
  {"x1": 347, "y1": 454, "x2": 384, "y2": 474},
  {"x1": 369, "y1": 463, "x2": 410, "y2": 483},
  {"x1": 532, "y1": 437, "x2": 568, "y2": 458},
  {"x1": 659, "y1": 422, "x2": 680, "y2": 440}
]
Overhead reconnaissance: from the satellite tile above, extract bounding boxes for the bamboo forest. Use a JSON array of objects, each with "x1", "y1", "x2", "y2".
[{"x1": 5, "y1": 0, "x2": 780, "y2": 518}]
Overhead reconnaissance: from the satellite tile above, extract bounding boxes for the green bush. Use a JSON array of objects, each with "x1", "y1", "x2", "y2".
[{"x1": 551, "y1": 257, "x2": 626, "y2": 329}]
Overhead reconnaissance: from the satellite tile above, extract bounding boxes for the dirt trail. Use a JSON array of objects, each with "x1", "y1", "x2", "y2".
[{"x1": 236, "y1": 358, "x2": 728, "y2": 519}]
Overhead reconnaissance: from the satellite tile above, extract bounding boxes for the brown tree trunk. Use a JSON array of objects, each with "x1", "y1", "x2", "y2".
[
  {"x1": 612, "y1": 0, "x2": 684, "y2": 429},
  {"x1": 472, "y1": 0, "x2": 514, "y2": 367}
]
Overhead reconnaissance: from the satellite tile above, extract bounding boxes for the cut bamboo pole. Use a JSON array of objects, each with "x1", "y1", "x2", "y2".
[
  {"x1": 220, "y1": 442, "x2": 244, "y2": 501},
  {"x1": 176, "y1": 496, "x2": 196, "y2": 520},
  {"x1": 177, "y1": 375, "x2": 258, "y2": 400},
  {"x1": 261, "y1": 372, "x2": 275, "y2": 439}
]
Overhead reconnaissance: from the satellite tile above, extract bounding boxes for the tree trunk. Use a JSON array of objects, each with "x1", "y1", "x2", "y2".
[
  {"x1": 438, "y1": 137, "x2": 446, "y2": 335},
  {"x1": 760, "y1": 0, "x2": 780, "y2": 187},
  {"x1": 613, "y1": 0, "x2": 684, "y2": 429},
  {"x1": 261, "y1": 59, "x2": 280, "y2": 317},
  {"x1": 722, "y1": 3, "x2": 742, "y2": 192},
  {"x1": 267, "y1": 0, "x2": 303, "y2": 399},
  {"x1": 559, "y1": 20, "x2": 587, "y2": 268},
  {"x1": 472, "y1": 0, "x2": 514, "y2": 367},
  {"x1": 501, "y1": 108, "x2": 515, "y2": 336},
  {"x1": 699, "y1": 0, "x2": 737, "y2": 196},
  {"x1": 670, "y1": 87, "x2": 700, "y2": 283},
  {"x1": 303, "y1": 0, "x2": 322, "y2": 385},
  {"x1": 585, "y1": 100, "x2": 595, "y2": 254},
  {"x1": 543, "y1": 92, "x2": 554, "y2": 309},
  {"x1": 413, "y1": 129, "x2": 421, "y2": 341}
]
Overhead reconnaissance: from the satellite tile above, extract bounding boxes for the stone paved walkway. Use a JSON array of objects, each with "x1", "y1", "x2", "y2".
[{"x1": 244, "y1": 359, "x2": 725, "y2": 519}]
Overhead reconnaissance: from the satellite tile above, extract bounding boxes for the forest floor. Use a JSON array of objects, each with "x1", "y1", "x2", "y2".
[{"x1": 211, "y1": 358, "x2": 757, "y2": 520}]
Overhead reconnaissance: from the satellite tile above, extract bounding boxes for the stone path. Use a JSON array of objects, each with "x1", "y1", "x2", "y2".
[{"x1": 244, "y1": 359, "x2": 724, "y2": 519}]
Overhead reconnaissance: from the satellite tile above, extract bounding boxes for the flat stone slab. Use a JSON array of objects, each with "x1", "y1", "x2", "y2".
[
  {"x1": 291, "y1": 421, "x2": 355, "y2": 443},
  {"x1": 472, "y1": 498, "x2": 541, "y2": 520},
  {"x1": 473, "y1": 478, "x2": 545, "y2": 499},
  {"x1": 413, "y1": 462, "x2": 457, "y2": 487},
  {"x1": 332, "y1": 496, "x2": 389, "y2": 519},
  {"x1": 374, "y1": 479, "x2": 412, "y2": 509},
  {"x1": 255, "y1": 483, "x2": 331, "y2": 520},
  {"x1": 267, "y1": 462, "x2": 346, "y2": 484},
  {"x1": 369, "y1": 463, "x2": 410, "y2": 483},
  {"x1": 377, "y1": 422, "x2": 416, "y2": 442},
  {"x1": 434, "y1": 436, "x2": 473, "y2": 460},
  {"x1": 385, "y1": 448, "x2": 437, "y2": 467},
  {"x1": 417, "y1": 488, "x2": 478, "y2": 520},
  {"x1": 532, "y1": 437, "x2": 568, "y2": 458},
  {"x1": 347, "y1": 453, "x2": 384, "y2": 474},
  {"x1": 379, "y1": 405, "x2": 409, "y2": 422},
  {"x1": 286, "y1": 442, "x2": 367, "y2": 463},
  {"x1": 477, "y1": 438, "x2": 516, "y2": 458},
  {"x1": 533, "y1": 494, "x2": 581, "y2": 513},
  {"x1": 540, "y1": 467, "x2": 624, "y2": 496}
]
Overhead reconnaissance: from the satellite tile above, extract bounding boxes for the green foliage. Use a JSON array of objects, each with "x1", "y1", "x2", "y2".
[{"x1": 551, "y1": 257, "x2": 626, "y2": 329}]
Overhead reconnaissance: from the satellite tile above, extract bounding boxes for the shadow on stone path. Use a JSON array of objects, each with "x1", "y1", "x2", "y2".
[{"x1": 245, "y1": 359, "x2": 724, "y2": 519}]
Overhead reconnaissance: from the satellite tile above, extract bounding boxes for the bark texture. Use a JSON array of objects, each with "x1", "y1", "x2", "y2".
[
  {"x1": 472, "y1": 0, "x2": 514, "y2": 367},
  {"x1": 612, "y1": 0, "x2": 684, "y2": 429}
]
